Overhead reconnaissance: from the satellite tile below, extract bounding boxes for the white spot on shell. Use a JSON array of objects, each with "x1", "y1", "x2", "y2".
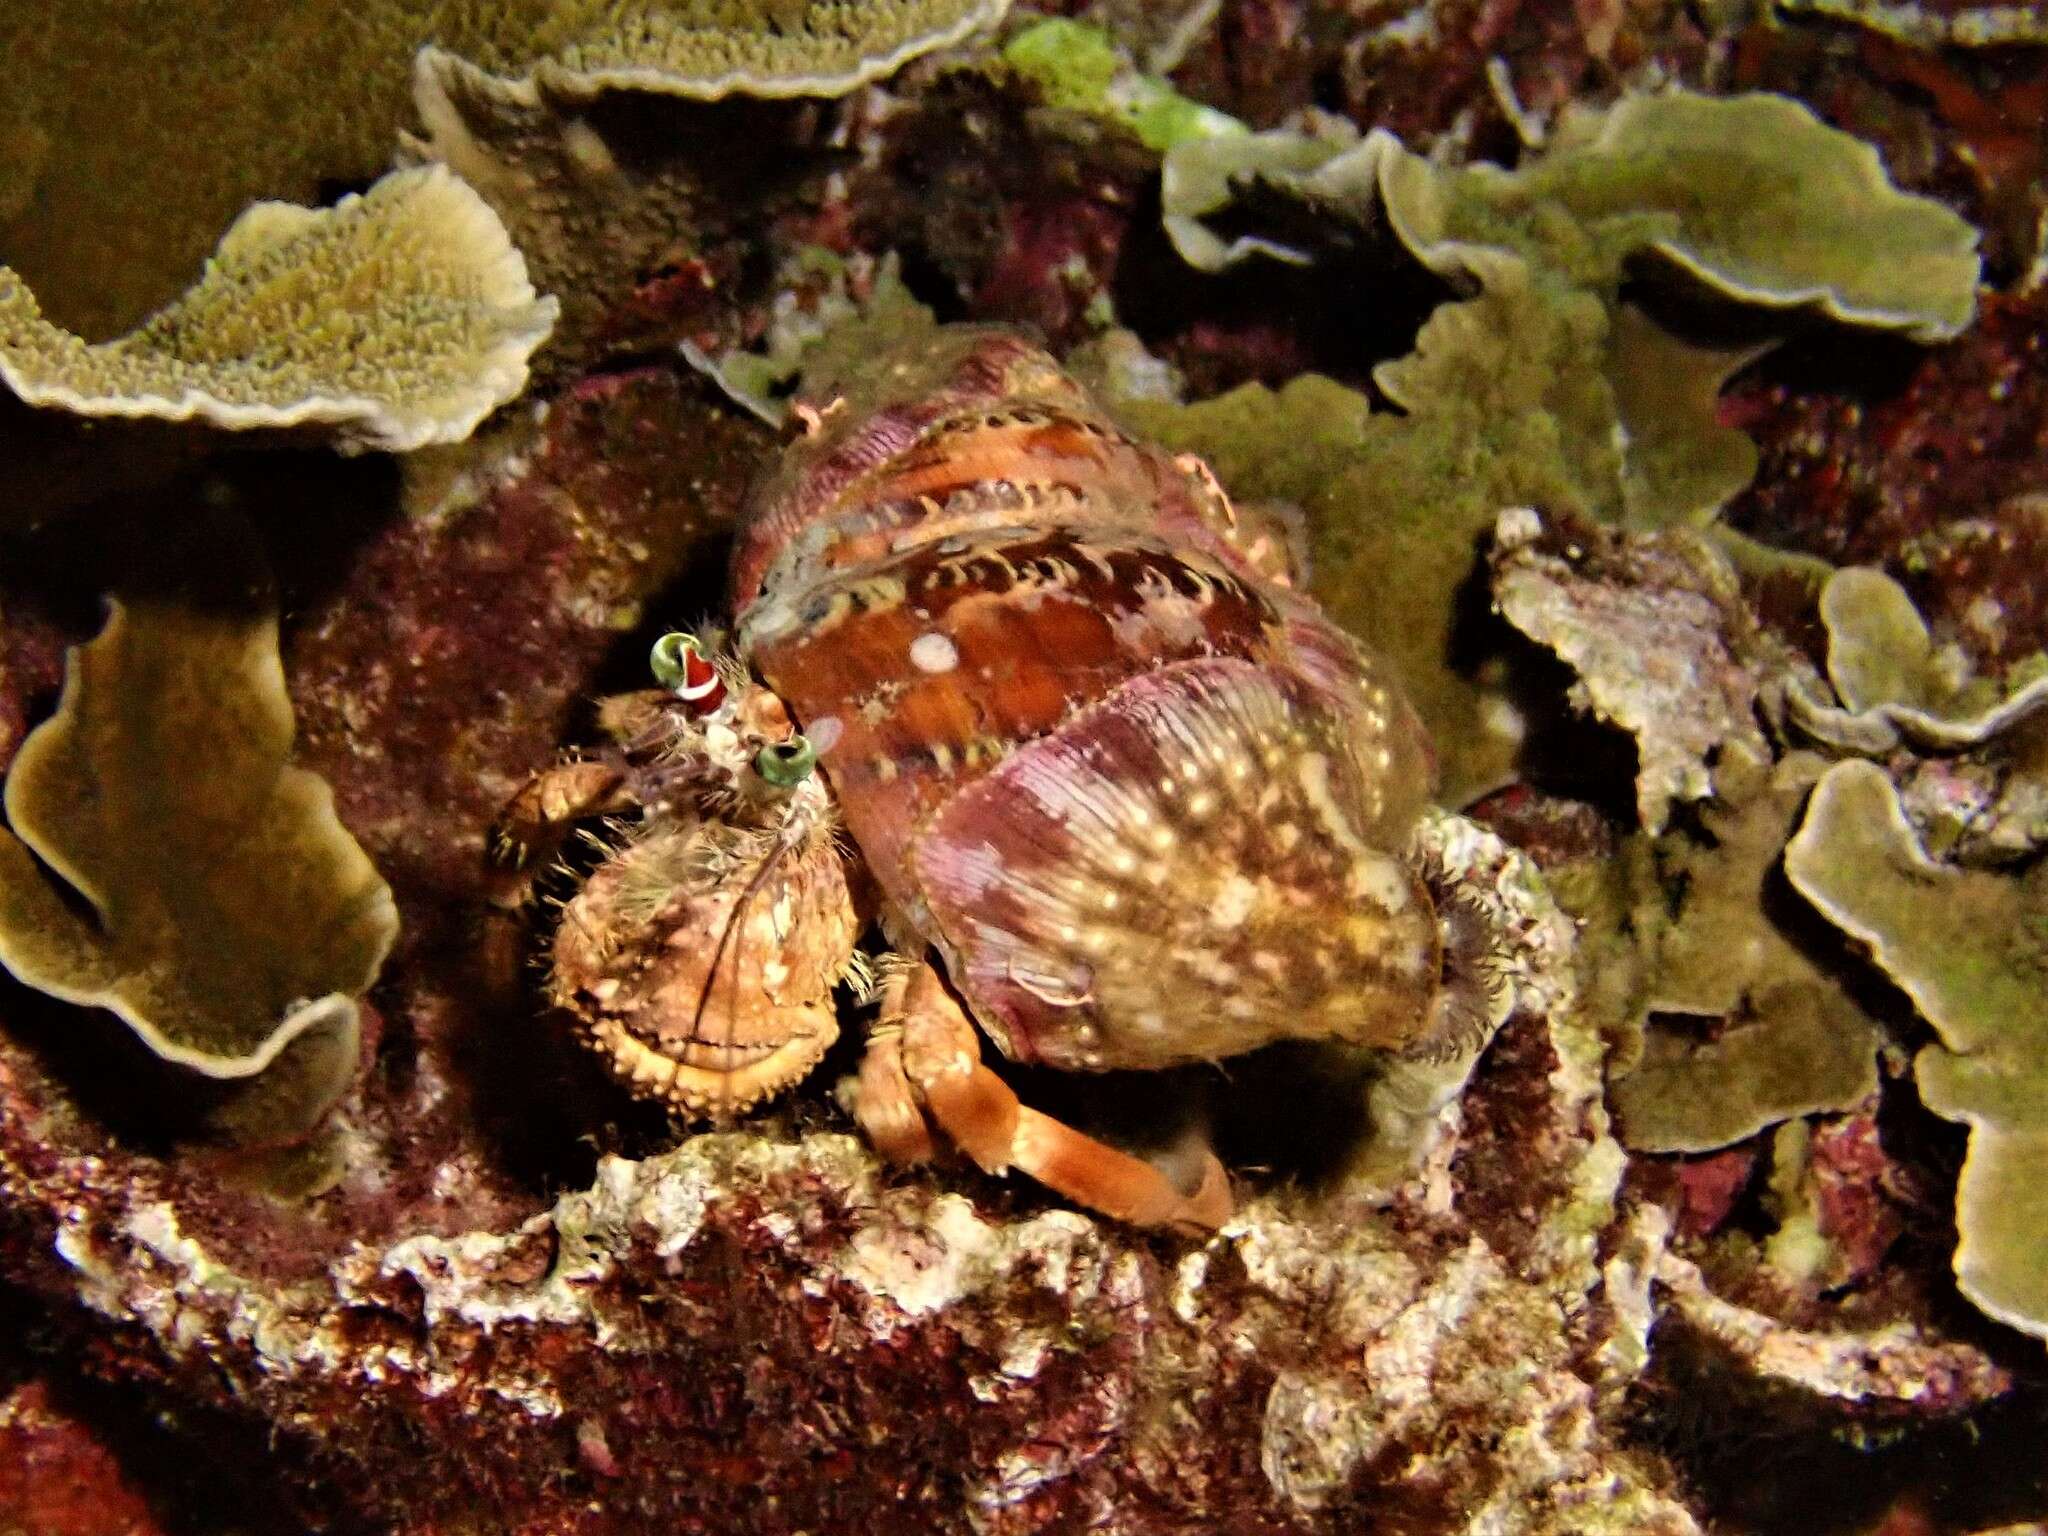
[
  {"x1": 1213, "y1": 874, "x2": 1260, "y2": 929},
  {"x1": 909, "y1": 632, "x2": 959, "y2": 673},
  {"x1": 807, "y1": 715, "x2": 844, "y2": 754}
]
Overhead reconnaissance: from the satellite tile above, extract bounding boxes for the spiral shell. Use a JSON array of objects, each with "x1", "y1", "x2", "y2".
[{"x1": 731, "y1": 331, "x2": 1446, "y2": 1072}]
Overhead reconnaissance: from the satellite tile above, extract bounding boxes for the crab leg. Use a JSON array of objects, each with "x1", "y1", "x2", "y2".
[
  {"x1": 852, "y1": 1017, "x2": 936, "y2": 1165},
  {"x1": 855, "y1": 961, "x2": 1231, "y2": 1233}
]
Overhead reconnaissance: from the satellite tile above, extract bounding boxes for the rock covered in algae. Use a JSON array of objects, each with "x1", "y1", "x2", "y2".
[
  {"x1": 1641, "y1": 1206, "x2": 2013, "y2": 1409},
  {"x1": 0, "y1": 167, "x2": 556, "y2": 453},
  {"x1": 1491, "y1": 509, "x2": 1771, "y2": 832},
  {"x1": 0, "y1": 1380, "x2": 179, "y2": 1536},
  {"x1": 0, "y1": 798, "x2": 1706, "y2": 1534},
  {"x1": 1786, "y1": 760, "x2": 2048, "y2": 1342},
  {"x1": 0, "y1": 534, "x2": 397, "y2": 1148}
]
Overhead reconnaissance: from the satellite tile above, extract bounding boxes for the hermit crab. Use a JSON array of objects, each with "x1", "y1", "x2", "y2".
[{"x1": 499, "y1": 329, "x2": 1486, "y2": 1231}]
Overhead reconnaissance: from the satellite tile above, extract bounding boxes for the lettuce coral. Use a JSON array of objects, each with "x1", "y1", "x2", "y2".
[
  {"x1": 1166, "y1": 89, "x2": 1979, "y2": 338},
  {"x1": 1141, "y1": 91, "x2": 1980, "y2": 798},
  {"x1": 0, "y1": 573, "x2": 397, "y2": 1145},
  {"x1": 1600, "y1": 751, "x2": 1882, "y2": 1154},
  {"x1": 441, "y1": 0, "x2": 1008, "y2": 104},
  {"x1": 401, "y1": 57, "x2": 707, "y2": 379},
  {"x1": 1374, "y1": 91, "x2": 1979, "y2": 338},
  {"x1": 1786, "y1": 760, "x2": 2048, "y2": 1341},
  {"x1": 0, "y1": 166, "x2": 556, "y2": 452},
  {"x1": 1107, "y1": 261, "x2": 1752, "y2": 797},
  {"x1": 1786, "y1": 565, "x2": 2048, "y2": 753}
]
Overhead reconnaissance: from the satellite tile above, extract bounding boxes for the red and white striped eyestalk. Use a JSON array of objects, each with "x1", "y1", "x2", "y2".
[{"x1": 649, "y1": 632, "x2": 727, "y2": 716}]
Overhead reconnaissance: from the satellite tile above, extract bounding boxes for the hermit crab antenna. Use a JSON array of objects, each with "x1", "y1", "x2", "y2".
[{"x1": 650, "y1": 631, "x2": 727, "y2": 716}]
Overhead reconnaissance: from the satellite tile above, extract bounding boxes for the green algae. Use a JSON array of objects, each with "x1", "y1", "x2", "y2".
[{"x1": 1000, "y1": 17, "x2": 1239, "y2": 154}]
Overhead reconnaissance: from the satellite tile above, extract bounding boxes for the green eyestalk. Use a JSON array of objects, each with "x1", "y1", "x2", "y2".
[
  {"x1": 754, "y1": 735, "x2": 816, "y2": 787},
  {"x1": 648, "y1": 631, "x2": 698, "y2": 690}
]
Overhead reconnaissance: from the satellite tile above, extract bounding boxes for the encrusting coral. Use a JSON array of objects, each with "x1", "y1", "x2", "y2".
[
  {"x1": 0, "y1": 166, "x2": 556, "y2": 453},
  {"x1": 0, "y1": 551, "x2": 397, "y2": 1146},
  {"x1": 1786, "y1": 760, "x2": 2048, "y2": 1341}
]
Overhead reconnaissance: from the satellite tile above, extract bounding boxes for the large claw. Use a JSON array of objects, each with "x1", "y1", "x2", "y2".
[{"x1": 550, "y1": 824, "x2": 860, "y2": 1117}]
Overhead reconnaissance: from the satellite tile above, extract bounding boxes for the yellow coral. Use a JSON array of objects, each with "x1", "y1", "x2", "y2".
[
  {"x1": 0, "y1": 166, "x2": 556, "y2": 452},
  {"x1": 0, "y1": 0, "x2": 1005, "y2": 337},
  {"x1": 0, "y1": 551, "x2": 398, "y2": 1144},
  {"x1": 447, "y1": 0, "x2": 1009, "y2": 102}
]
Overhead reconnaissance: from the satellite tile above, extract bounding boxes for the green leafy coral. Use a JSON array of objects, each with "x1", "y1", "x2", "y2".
[
  {"x1": 1784, "y1": 565, "x2": 2048, "y2": 753},
  {"x1": 1107, "y1": 257, "x2": 1763, "y2": 796},
  {"x1": 1786, "y1": 761, "x2": 2048, "y2": 1340},
  {"x1": 1596, "y1": 751, "x2": 1881, "y2": 1153},
  {"x1": 1374, "y1": 91, "x2": 1978, "y2": 338},
  {"x1": 0, "y1": 167, "x2": 557, "y2": 452},
  {"x1": 1166, "y1": 90, "x2": 1978, "y2": 337},
  {"x1": 0, "y1": 573, "x2": 398, "y2": 1146},
  {"x1": 1141, "y1": 90, "x2": 1978, "y2": 800},
  {"x1": 443, "y1": 0, "x2": 1008, "y2": 103}
]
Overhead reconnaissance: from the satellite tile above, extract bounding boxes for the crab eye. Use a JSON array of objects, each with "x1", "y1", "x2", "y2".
[
  {"x1": 649, "y1": 631, "x2": 698, "y2": 686},
  {"x1": 753, "y1": 735, "x2": 816, "y2": 787},
  {"x1": 649, "y1": 631, "x2": 726, "y2": 713}
]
